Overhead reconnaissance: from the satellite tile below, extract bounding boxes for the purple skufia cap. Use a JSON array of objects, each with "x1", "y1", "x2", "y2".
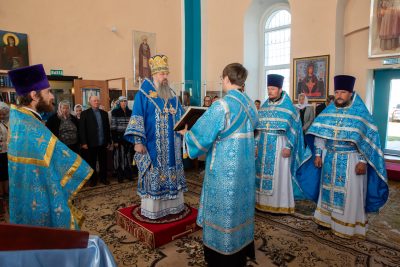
[
  {"x1": 267, "y1": 74, "x2": 284, "y2": 88},
  {"x1": 334, "y1": 75, "x2": 356, "y2": 92},
  {"x1": 8, "y1": 64, "x2": 50, "y2": 96}
]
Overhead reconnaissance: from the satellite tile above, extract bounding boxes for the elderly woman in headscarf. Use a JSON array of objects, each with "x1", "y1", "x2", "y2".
[
  {"x1": 0, "y1": 102, "x2": 10, "y2": 214},
  {"x1": 295, "y1": 93, "x2": 315, "y2": 134},
  {"x1": 46, "y1": 100, "x2": 80, "y2": 153},
  {"x1": 73, "y1": 104, "x2": 83, "y2": 120}
]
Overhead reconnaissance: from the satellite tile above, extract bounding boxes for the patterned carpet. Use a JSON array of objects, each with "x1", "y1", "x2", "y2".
[{"x1": 2, "y1": 171, "x2": 400, "y2": 266}]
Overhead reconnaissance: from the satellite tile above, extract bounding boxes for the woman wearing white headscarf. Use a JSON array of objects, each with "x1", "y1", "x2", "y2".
[
  {"x1": 0, "y1": 102, "x2": 10, "y2": 214},
  {"x1": 295, "y1": 93, "x2": 315, "y2": 133},
  {"x1": 46, "y1": 100, "x2": 80, "y2": 153},
  {"x1": 73, "y1": 104, "x2": 83, "y2": 120}
]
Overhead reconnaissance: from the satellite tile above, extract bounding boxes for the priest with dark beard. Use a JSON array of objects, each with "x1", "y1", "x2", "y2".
[
  {"x1": 124, "y1": 55, "x2": 187, "y2": 220},
  {"x1": 7, "y1": 64, "x2": 93, "y2": 229}
]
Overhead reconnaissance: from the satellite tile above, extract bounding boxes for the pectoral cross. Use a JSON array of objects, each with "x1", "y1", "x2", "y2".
[{"x1": 266, "y1": 122, "x2": 271, "y2": 131}]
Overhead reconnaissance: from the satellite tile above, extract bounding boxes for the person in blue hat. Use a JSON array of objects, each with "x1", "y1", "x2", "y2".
[
  {"x1": 297, "y1": 75, "x2": 388, "y2": 238},
  {"x1": 255, "y1": 74, "x2": 306, "y2": 214},
  {"x1": 7, "y1": 64, "x2": 93, "y2": 229}
]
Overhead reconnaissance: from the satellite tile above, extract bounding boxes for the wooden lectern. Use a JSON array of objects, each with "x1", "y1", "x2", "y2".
[{"x1": 0, "y1": 223, "x2": 89, "y2": 251}]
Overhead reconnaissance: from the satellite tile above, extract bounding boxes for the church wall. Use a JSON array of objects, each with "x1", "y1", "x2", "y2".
[
  {"x1": 343, "y1": 0, "x2": 399, "y2": 106},
  {"x1": 0, "y1": 0, "x2": 182, "y2": 85},
  {"x1": 203, "y1": 0, "x2": 252, "y2": 87},
  {"x1": 205, "y1": 0, "x2": 341, "y2": 100},
  {"x1": 0, "y1": 0, "x2": 391, "y2": 105}
]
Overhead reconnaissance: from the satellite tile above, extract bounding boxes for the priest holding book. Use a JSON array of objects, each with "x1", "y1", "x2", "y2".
[
  {"x1": 179, "y1": 63, "x2": 258, "y2": 267},
  {"x1": 124, "y1": 55, "x2": 187, "y2": 220}
]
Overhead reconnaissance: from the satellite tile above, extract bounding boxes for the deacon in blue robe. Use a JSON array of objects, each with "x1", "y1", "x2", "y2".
[
  {"x1": 180, "y1": 63, "x2": 258, "y2": 267},
  {"x1": 124, "y1": 55, "x2": 187, "y2": 220},
  {"x1": 297, "y1": 75, "x2": 388, "y2": 238},
  {"x1": 8, "y1": 64, "x2": 92, "y2": 229}
]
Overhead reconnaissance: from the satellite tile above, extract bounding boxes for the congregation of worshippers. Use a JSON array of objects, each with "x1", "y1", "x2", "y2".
[{"x1": 0, "y1": 1, "x2": 396, "y2": 266}]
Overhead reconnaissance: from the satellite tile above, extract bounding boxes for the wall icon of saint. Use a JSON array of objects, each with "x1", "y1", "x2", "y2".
[{"x1": 0, "y1": 31, "x2": 29, "y2": 70}]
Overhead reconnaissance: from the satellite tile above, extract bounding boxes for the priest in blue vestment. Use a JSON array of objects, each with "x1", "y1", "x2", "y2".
[
  {"x1": 179, "y1": 63, "x2": 258, "y2": 267},
  {"x1": 297, "y1": 75, "x2": 389, "y2": 238},
  {"x1": 255, "y1": 74, "x2": 306, "y2": 214},
  {"x1": 124, "y1": 55, "x2": 187, "y2": 219},
  {"x1": 7, "y1": 64, "x2": 93, "y2": 229}
]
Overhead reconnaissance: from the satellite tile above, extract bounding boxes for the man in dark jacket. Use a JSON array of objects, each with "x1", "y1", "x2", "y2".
[{"x1": 80, "y1": 95, "x2": 111, "y2": 186}]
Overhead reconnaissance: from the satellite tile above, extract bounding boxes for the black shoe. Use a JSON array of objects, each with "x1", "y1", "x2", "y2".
[
  {"x1": 89, "y1": 180, "x2": 97, "y2": 187},
  {"x1": 118, "y1": 178, "x2": 124, "y2": 183},
  {"x1": 318, "y1": 225, "x2": 330, "y2": 231},
  {"x1": 101, "y1": 180, "x2": 110, "y2": 185}
]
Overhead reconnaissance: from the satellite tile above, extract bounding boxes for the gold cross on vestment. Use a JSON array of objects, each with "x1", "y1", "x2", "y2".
[
  {"x1": 32, "y1": 168, "x2": 40, "y2": 177},
  {"x1": 266, "y1": 122, "x2": 271, "y2": 131},
  {"x1": 337, "y1": 176, "x2": 344, "y2": 184},
  {"x1": 36, "y1": 135, "x2": 46, "y2": 146},
  {"x1": 54, "y1": 205, "x2": 64, "y2": 216},
  {"x1": 31, "y1": 200, "x2": 38, "y2": 210},
  {"x1": 62, "y1": 150, "x2": 70, "y2": 158},
  {"x1": 333, "y1": 128, "x2": 340, "y2": 139}
]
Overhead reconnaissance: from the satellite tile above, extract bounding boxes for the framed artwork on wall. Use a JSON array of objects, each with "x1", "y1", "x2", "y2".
[
  {"x1": 0, "y1": 30, "x2": 29, "y2": 70},
  {"x1": 293, "y1": 55, "x2": 329, "y2": 102},
  {"x1": 81, "y1": 88, "x2": 100, "y2": 109},
  {"x1": 132, "y1": 31, "x2": 156, "y2": 87},
  {"x1": 369, "y1": 0, "x2": 400, "y2": 58}
]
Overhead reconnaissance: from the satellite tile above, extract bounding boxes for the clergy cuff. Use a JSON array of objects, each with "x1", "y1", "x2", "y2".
[
  {"x1": 315, "y1": 147, "x2": 322, "y2": 157},
  {"x1": 133, "y1": 136, "x2": 143, "y2": 144},
  {"x1": 358, "y1": 154, "x2": 366, "y2": 163}
]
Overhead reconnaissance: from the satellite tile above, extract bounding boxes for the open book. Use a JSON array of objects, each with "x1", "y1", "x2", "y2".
[{"x1": 174, "y1": 106, "x2": 207, "y2": 131}]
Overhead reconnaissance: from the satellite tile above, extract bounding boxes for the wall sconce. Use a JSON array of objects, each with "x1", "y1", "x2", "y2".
[{"x1": 111, "y1": 26, "x2": 117, "y2": 33}]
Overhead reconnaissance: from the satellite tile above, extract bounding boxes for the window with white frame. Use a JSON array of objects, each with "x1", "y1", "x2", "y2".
[{"x1": 264, "y1": 9, "x2": 291, "y2": 97}]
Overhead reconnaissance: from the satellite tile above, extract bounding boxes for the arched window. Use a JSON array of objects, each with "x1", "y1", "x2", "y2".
[{"x1": 264, "y1": 9, "x2": 291, "y2": 97}]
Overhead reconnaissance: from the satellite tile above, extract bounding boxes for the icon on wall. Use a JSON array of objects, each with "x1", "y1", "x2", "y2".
[
  {"x1": 293, "y1": 55, "x2": 329, "y2": 102},
  {"x1": 0, "y1": 30, "x2": 29, "y2": 70},
  {"x1": 369, "y1": 0, "x2": 400, "y2": 58},
  {"x1": 132, "y1": 31, "x2": 156, "y2": 86}
]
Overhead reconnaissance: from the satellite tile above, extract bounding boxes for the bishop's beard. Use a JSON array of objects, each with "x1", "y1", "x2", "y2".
[{"x1": 157, "y1": 80, "x2": 173, "y2": 100}]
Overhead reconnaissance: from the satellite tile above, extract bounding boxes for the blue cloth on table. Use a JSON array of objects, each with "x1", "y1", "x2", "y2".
[{"x1": 0, "y1": 235, "x2": 116, "y2": 267}]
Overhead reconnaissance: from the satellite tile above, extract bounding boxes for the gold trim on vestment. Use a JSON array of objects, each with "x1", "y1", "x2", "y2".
[
  {"x1": 256, "y1": 204, "x2": 295, "y2": 214},
  {"x1": 8, "y1": 135, "x2": 57, "y2": 167},
  {"x1": 313, "y1": 217, "x2": 367, "y2": 239},
  {"x1": 315, "y1": 208, "x2": 368, "y2": 228},
  {"x1": 68, "y1": 167, "x2": 93, "y2": 229},
  {"x1": 61, "y1": 156, "x2": 82, "y2": 187}
]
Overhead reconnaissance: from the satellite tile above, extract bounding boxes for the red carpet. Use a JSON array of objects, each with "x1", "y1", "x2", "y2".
[
  {"x1": 386, "y1": 161, "x2": 400, "y2": 181},
  {"x1": 116, "y1": 205, "x2": 199, "y2": 248}
]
